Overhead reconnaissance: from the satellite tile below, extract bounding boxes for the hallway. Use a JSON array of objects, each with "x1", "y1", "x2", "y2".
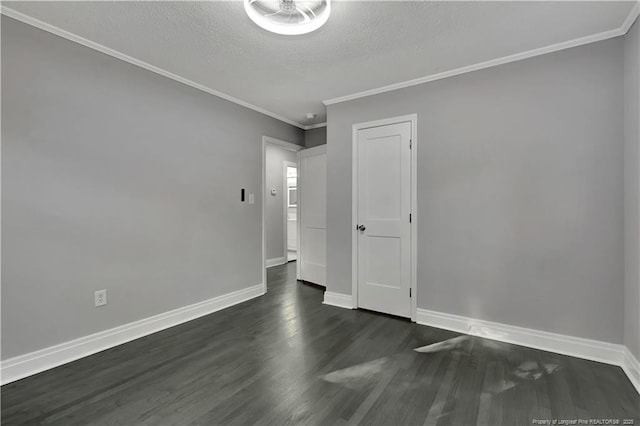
[{"x1": 2, "y1": 262, "x2": 638, "y2": 425}]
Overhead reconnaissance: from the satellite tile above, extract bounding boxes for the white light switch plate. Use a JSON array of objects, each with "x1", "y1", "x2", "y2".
[{"x1": 248, "y1": 194, "x2": 255, "y2": 204}]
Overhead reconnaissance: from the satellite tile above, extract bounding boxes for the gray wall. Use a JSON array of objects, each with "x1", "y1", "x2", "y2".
[
  {"x1": 1, "y1": 17, "x2": 303, "y2": 359},
  {"x1": 304, "y1": 127, "x2": 327, "y2": 148},
  {"x1": 265, "y1": 145, "x2": 297, "y2": 261},
  {"x1": 624, "y1": 17, "x2": 640, "y2": 359},
  {"x1": 326, "y1": 38, "x2": 624, "y2": 343}
]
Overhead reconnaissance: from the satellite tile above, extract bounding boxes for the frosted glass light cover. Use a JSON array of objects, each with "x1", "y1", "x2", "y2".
[{"x1": 244, "y1": 0, "x2": 331, "y2": 35}]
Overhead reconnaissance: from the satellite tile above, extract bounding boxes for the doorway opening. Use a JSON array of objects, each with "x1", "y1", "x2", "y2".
[
  {"x1": 285, "y1": 163, "x2": 298, "y2": 262},
  {"x1": 261, "y1": 136, "x2": 302, "y2": 293}
]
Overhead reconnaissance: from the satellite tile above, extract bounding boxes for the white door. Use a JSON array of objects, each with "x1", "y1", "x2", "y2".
[
  {"x1": 299, "y1": 145, "x2": 327, "y2": 286},
  {"x1": 356, "y1": 122, "x2": 412, "y2": 317}
]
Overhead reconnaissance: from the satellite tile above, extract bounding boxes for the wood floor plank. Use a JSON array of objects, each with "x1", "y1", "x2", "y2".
[{"x1": 2, "y1": 262, "x2": 638, "y2": 425}]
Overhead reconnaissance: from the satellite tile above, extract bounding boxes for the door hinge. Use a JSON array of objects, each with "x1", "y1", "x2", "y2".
[
  {"x1": 409, "y1": 213, "x2": 412, "y2": 223},
  {"x1": 409, "y1": 139, "x2": 412, "y2": 149},
  {"x1": 410, "y1": 288, "x2": 412, "y2": 298}
]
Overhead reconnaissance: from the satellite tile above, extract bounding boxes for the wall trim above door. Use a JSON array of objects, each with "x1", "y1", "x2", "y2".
[{"x1": 351, "y1": 114, "x2": 418, "y2": 321}]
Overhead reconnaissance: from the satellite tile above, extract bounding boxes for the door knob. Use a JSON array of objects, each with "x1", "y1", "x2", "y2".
[{"x1": 358, "y1": 225, "x2": 366, "y2": 231}]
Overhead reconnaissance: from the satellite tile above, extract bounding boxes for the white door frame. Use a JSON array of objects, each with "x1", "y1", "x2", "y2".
[
  {"x1": 283, "y1": 160, "x2": 297, "y2": 262},
  {"x1": 351, "y1": 114, "x2": 418, "y2": 321},
  {"x1": 262, "y1": 136, "x2": 303, "y2": 294}
]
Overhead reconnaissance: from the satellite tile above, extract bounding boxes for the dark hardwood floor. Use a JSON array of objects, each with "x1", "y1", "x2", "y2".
[{"x1": 2, "y1": 262, "x2": 638, "y2": 425}]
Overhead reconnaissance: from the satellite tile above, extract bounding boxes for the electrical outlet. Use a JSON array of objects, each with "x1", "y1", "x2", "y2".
[{"x1": 95, "y1": 289, "x2": 107, "y2": 307}]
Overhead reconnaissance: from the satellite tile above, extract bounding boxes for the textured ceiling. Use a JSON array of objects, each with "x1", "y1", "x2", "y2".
[{"x1": 3, "y1": 1, "x2": 637, "y2": 127}]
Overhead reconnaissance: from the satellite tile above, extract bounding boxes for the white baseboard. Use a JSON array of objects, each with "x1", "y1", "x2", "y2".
[
  {"x1": 323, "y1": 292, "x2": 354, "y2": 309},
  {"x1": 621, "y1": 346, "x2": 640, "y2": 394},
  {"x1": 417, "y1": 308, "x2": 639, "y2": 394},
  {"x1": 266, "y1": 257, "x2": 286, "y2": 268},
  {"x1": 1, "y1": 283, "x2": 265, "y2": 385}
]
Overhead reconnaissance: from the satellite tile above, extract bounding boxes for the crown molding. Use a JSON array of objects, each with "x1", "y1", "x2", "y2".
[
  {"x1": 622, "y1": 1, "x2": 640, "y2": 33},
  {"x1": 3, "y1": 3, "x2": 637, "y2": 128},
  {"x1": 1, "y1": 6, "x2": 308, "y2": 130},
  {"x1": 324, "y1": 2, "x2": 640, "y2": 106},
  {"x1": 304, "y1": 122, "x2": 327, "y2": 130}
]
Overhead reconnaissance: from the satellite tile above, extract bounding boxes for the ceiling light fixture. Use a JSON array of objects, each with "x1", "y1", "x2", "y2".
[{"x1": 244, "y1": 0, "x2": 331, "y2": 35}]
